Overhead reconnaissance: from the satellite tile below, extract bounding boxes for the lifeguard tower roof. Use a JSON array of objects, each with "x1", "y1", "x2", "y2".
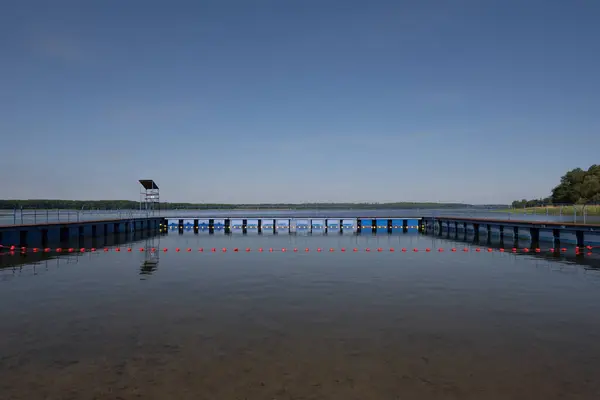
[{"x1": 139, "y1": 180, "x2": 159, "y2": 190}]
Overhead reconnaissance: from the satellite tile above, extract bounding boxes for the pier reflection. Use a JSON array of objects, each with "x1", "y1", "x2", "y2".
[
  {"x1": 424, "y1": 227, "x2": 600, "y2": 270},
  {"x1": 0, "y1": 230, "x2": 164, "y2": 272},
  {"x1": 140, "y1": 234, "x2": 160, "y2": 279}
]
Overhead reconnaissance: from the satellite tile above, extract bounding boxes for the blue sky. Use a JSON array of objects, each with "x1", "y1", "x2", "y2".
[{"x1": 1, "y1": 0, "x2": 598, "y2": 204}]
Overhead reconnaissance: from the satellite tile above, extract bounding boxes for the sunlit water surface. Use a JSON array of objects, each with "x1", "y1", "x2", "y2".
[{"x1": 1, "y1": 231, "x2": 600, "y2": 399}]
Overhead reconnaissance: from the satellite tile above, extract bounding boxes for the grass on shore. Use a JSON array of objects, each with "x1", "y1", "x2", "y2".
[{"x1": 495, "y1": 205, "x2": 600, "y2": 216}]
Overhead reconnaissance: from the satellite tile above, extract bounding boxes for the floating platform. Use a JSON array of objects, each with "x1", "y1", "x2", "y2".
[
  {"x1": 0, "y1": 217, "x2": 164, "y2": 248},
  {"x1": 2, "y1": 214, "x2": 600, "y2": 248},
  {"x1": 423, "y1": 216, "x2": 600, "y2": 246}
]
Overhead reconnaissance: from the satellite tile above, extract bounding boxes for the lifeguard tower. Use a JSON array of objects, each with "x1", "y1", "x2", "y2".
[
  {"x1": 138, "y1": 179, "x2": 160, "y2": 275},
  {"x1": 139, "y1": 179, "x2": 160, "y2": 216}
]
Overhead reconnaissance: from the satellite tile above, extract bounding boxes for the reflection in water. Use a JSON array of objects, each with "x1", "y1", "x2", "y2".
[
  {"x1": 426, "y1": 225, "x2": 600, "y2": 269},
  {"x1": 140, "y1": 261, "x2": 158, "y2": 277},
  {"x1": 140, "y1": 234, "x2": 161, "y2": 278},
  {"x1": 0, "y1": 231, "x2": 163, "y2": 271},
  {"x1": 2, "y1": 231, "x2": 600, "y2": 399}
]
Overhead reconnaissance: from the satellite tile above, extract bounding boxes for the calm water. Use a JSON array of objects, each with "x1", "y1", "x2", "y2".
[{"x1": 2, "y1": 231, "x2": 600, "y2": 399}]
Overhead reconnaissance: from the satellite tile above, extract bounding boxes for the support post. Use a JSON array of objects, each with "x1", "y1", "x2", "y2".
[
  {"x1": 41, "y1": 229, "x2": 48, "y2": 248},
  {"x1": 324, "y1": 219, "x2": 328, "y2": 234},
  {"x1": 178, "y1": 219, "x2": 184, "y2": 234},
  {"x1": 273, "y1": 219, "x2": 276, "y2": 234},
  {"x1": 61, "y1": 226, "x2": 70, "y2": 242},
  {"x1": 403, "y1": 219, "x2": 408, "y2": 233},
  {"x1": 576, "y1": 231, "x2": 584, "y2": 248},
  {"x1": 371, "y1": 219, "x2": 377, "y2": 233},
  {"x1": 193, "y1": 219, "x2": 199, "y2": 232},
  {"x1": 339, "y1": 219, "x2": 344, "y2": 234},
  {"x1": 473, "y1": 223, "x2": 480, "y2": 242},
  {"x1": 224, "y1": 219, "x2": 231, "y2": 235},
  {"x1": 208, "y1": 219, "x2": 215, "y2": 235},
  {"x1": 309, "y1": 219, "x2": 313, "y2": 234},
  {"x1": 258, "y1": 219, "x2": 262, "y2": 234},
  {"x1": 242, "y1": 219, "x2": 248, "y2": 235},
  {"x1": 387, "y1": 219, "x2": 393, "y2": 234},
  {"x1": 552, "y1": 228, "x2": 560, "y2": 248},
  {"x1": 288, "y1": 219, "x2": 292, "y2": 234},
  {"x1": 499, "y1": 225, "x2": 504, "y2": 240},
  {"x1": 530, "y1": 227, "x2": 540, "y2": 248},
  {"x1": 356, "y1": 219, "x2": 361, "y2": 234}
]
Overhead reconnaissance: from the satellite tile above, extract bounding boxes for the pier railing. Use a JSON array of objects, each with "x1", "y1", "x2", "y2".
[
  {"x1": 0, "y1": 209, "x2": 158, "y2": 226},
  {"x1": 499, "y1": 203, "x2": 599, "y2": 224},
  {"x1": 1, "y1": 205, "x2": 599, "y2": 226}
]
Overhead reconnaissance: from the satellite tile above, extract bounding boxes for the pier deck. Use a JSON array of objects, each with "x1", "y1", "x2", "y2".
[
  {"x1": 2, "y1": 213, "x2": 600, "y2": 248},
  {"x1": 0, "y1": 216, "x2": 163, "y2": 248},
  {"x1": 422, "y1": 216, "x2": 600, "y2": 247},
  {"x1": 425, "y1": 216, "x2": 600, "y2": 232}
]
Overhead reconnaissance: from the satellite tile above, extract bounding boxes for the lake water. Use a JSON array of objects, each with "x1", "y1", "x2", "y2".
[{"x1": 2, "y1": 230, "x2": 600, "y2": 399}]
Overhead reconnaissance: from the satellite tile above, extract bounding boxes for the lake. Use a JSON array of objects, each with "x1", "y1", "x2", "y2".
[{"x1": 2, "y1": 229, "x2": 600, "y2": 399}]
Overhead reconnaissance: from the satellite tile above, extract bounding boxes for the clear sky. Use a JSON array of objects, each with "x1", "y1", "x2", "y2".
[{"x1": 1, "y1": 0, "x2": 598, "y2": 204}]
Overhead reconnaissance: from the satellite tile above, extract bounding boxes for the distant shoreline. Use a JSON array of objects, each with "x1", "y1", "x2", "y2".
[{"x1": 0, "y1": 201, "x2": 509, "y2": 211}]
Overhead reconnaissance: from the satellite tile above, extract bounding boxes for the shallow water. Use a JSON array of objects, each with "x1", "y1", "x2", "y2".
[{"x1": 2, "y1": 231, "x2": 600, "y2": 399}]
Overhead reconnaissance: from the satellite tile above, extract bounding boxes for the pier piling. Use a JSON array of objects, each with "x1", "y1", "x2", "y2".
[
  {"x1": 553, "y1": 228, "x2": 560, "y2": 247},
  {"x1": 576, "y1": 231, "x2": 584, "y2": 248},
  {"x1": 530, "y1": 227, "x2": 540, "y2": 247}
]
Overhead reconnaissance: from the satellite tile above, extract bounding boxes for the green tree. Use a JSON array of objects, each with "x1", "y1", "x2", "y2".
[
  {"x1": 551, "y1": 165, "x2": 600, "y2": 204},
  {"x1": 513, "y1": 164, "x2": 600, "y2": 206}
]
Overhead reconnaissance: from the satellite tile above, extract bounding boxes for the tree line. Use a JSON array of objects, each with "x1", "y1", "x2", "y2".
[
  {"x1": 512, "y1": 164, "x2": 600, "y2": 208},
  {"x1": 0, "y1": 200, "x2": 507, "y2": 210}
]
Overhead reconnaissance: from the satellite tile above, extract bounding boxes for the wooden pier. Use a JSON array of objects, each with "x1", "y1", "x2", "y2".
[
  {"x1": 0, "y1": 217, "x2": 163, "y2": 248},
  {"x1": 422, "y1": 216, "x2": 600, "y2": 247},
  {"x1": 163, "y1": 217, "x2": 423, "y2": 235},
  {"x1": 2, "y1": 214, "x2": 600, "y2": 248}
]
